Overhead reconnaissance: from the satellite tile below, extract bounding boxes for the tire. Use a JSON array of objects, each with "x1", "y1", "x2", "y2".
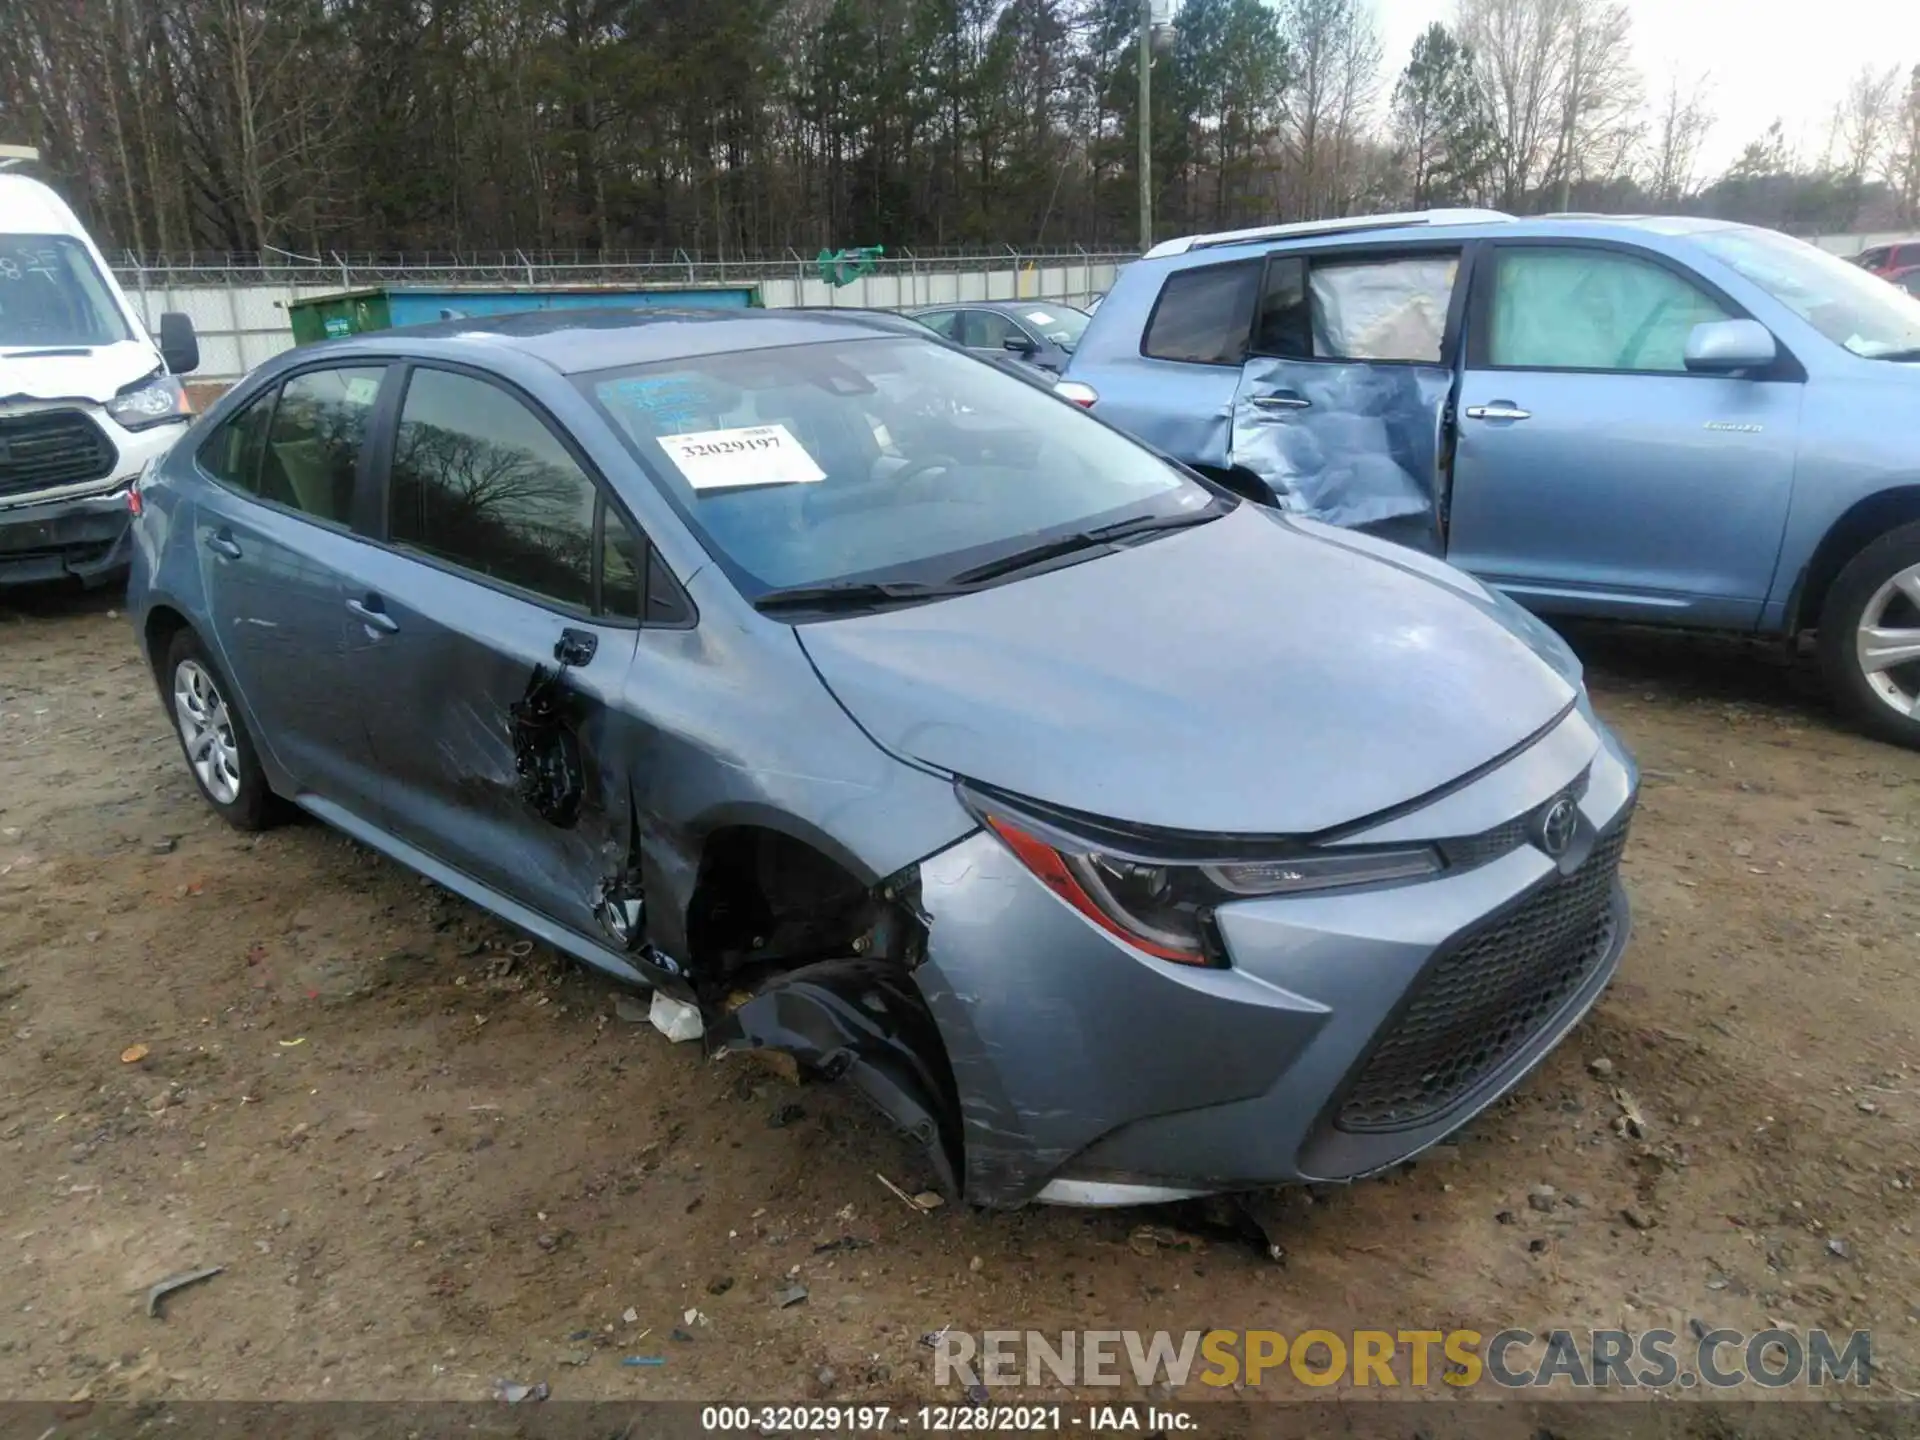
[
  {"x1": 1817, "y1": 519, "x2": 1920, "y2": 750},
  {"x1": 162, "y1": 629, "x2": 281, "y2": 829}
]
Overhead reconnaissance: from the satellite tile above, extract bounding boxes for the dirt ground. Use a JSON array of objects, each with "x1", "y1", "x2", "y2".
[{"x1": 1, "y1": 585, "x2": 1917, "y2": 1417}]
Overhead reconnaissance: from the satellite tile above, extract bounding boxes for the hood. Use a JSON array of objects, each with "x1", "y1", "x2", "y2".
[
  {"x1": 797, "y1": 505, "x2": 1577, "y2": 835},
  {"x1": 0, "y1": 339, "x2": 161, "y2": 407}
]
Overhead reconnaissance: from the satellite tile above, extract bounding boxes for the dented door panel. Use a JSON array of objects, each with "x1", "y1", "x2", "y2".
[
  {"x1": 1231, "y1": 358, "x2": 1453, "y2": 544},
  {"x1": 355, "y1": 564, "x2": 644, "y2": 942}
]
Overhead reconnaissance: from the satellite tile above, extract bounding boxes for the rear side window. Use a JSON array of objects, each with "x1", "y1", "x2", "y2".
[
  {"x1": 257, "y1": 367, "x2": 385, "y2": 523},
  {"x1": 1896, "y1": 244, "x2": 1920, "y2": 268},
  {"x1": 1486, "y1": 247, "x2": 1731, "y2": 373},
  {"x1": 1142, "y1": 261, "x2": 1260, "y2": 364},
  {"x1": 197, "y1": 388, "x2": 278, "y2": 493}
]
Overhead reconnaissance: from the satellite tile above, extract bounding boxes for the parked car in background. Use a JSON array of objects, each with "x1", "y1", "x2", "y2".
[
  {"x1": 908, "y1": 300, "x2": 1089, "y2": 373},
  {"x1": 128, "y1": 307, "x2": 1635, "y2": 1210},
  {"x1": 1887, "y1": 266, "x2": 1920, "y2": 299},
  {"x1": 0, "y1": 169, "x2": 201, "y2": 586},
  {"x1": 1853, "y1": 240, "x2": 1920, "y2": 277},
  {"x1": 1061, "y1": 209, "x2": 1920, "y2": 749}
]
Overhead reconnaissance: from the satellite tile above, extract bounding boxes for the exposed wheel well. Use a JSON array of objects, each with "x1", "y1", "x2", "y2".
[
  {"x1": 1795, "y1": 487, "x2": 1920, "y2": 632},
  {"x1": 683, "y1": 825, "x2": 911, "y2": 991}
]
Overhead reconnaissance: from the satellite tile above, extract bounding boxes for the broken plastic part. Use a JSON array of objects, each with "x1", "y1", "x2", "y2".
[
  {"x1": 509, "y1": 663, "x2": 584, "y2": 827},
  {"x1": 711, "y1": 957, "x2": 961, "y2": 1198}
]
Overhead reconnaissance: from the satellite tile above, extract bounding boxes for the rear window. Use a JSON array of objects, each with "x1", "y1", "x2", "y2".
[{"x1": 1141, "y1": 261, "x2": 1260, "y2": 364}]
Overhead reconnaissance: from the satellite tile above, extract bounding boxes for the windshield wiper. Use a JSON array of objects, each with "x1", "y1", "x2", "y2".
[
  {"x1": 948, "y1": 504, "x2": 1225, "y2": 586},
  {"x1": 752, "y1": 578, "x2": 977, "y2": 616}
]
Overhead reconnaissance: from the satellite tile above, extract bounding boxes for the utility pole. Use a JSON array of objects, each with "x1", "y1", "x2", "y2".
[{"x1": 1138, "y1": 0, "x2": 1152, "y2": 251}]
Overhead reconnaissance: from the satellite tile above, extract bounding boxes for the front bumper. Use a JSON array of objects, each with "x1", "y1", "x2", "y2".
[
  {"x1": 0, "y1": 417, "x2": 182, "y2": 588},
  {"x1": 914, "y1": 703, "x2": 1637, "y2": 1207}
]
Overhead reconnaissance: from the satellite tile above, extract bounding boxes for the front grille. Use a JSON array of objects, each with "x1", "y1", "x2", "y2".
[
  {"x1": 1335, "y1": 821, "x2": 1630, "y2": 1133},
  {"x1": 0, "y1": 409, "x2": 117, "y2": 499}
]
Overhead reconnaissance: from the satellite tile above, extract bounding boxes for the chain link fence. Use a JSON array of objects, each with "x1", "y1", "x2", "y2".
[{"x1": 109, "y1": 246, "x2": 1137, "y2": 383}]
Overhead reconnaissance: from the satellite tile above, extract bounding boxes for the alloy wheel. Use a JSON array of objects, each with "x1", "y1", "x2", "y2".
[{"x1": 172, "y1": 658, "x2": 242, "y2": 805}]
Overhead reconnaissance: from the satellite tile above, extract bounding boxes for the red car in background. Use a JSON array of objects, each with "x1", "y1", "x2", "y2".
[
  {"x1": 1888, "y1": 266, "x2": 1920, "y2": 298},
  {"x1": 1853, "y1": 240, "x2": 1920, "y2": 275}
]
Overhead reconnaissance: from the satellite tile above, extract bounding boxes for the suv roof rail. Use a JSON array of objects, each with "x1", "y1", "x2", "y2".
[{"x1": 1144, "y1": 208, "x2": 1512, "y2": 259}]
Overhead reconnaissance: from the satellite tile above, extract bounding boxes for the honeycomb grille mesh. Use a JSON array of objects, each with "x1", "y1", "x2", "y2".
[{"x1": 1335, "y1": 822, "x2": 1629, "y2": 1134}]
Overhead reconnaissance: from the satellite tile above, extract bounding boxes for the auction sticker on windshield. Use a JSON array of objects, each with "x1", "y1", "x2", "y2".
[{"x1": 659, "y1": 424, "x2": 827, "y2": 491}]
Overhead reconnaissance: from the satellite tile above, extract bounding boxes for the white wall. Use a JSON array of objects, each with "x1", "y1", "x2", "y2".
[{"x1": 116, "y1": 260, "x2": 1125, "y2": 383}]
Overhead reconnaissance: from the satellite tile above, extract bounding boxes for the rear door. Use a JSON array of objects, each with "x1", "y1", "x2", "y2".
[
  {"x1": 1230, "y1": 244, "x2": 1465, "y2": 552},
  {"x1": 1087, "y1": 258, "x2": 1263, "y2": 478},
  {"x1": 192, "y1": 363, "x2": 395, "y2": 815},
  {"x1": 346, "y1": 362, "x2": 660, "y2": 939},
  {"x1": 1445, "y1": 240, "x2": 1801, "y2": 627}
]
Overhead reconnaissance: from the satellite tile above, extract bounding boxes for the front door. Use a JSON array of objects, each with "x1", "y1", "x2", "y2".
[
  {"x1": 193, "y1": 363, "x2": 394, "y2": 815},
  {"x1": 349, "y1": 363, "x2": 647, "y2": 939},
  {"x1": 1229, "y1": 245, "x2": 1463, "y2": 553},
  {"x1": 1446, "y1": 241, "x2": 1802, "y2": 627}
]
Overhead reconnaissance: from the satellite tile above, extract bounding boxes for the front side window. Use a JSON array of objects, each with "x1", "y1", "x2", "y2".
[
  {"x1": 258, "y1": 367, "x2": 385, "y2": 522},
  {"x1": 584, "y1": 335, "x2": 1211, "y2": 596},
  {"x1": 389, "y1": 368, "x2": 602, "y2": 610},
  {"x1": 0, "y1": 235, "x2": 130, "y2": 347},
  {"x1": 967, "y1": 310, "x2": 1026, "y2": 350},
  {"x1": 1487, "y1": 247, "x2": 1731, "y2": 373},
  {"x1": 1696, "y1": 226, "x2": 1920, "y2": 360},
  {"x1": 1142, "y1": 261, "x2": 1260, "y2": 364}
]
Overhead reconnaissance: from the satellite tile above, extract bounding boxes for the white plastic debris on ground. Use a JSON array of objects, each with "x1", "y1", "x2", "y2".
[{"x1": 649, "y1": 991, "x2": 704, "y2": 1043}]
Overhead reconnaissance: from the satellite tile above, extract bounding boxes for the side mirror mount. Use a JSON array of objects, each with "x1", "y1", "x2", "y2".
[
  {"x1": 157, "y1": 312, "x2": 200, "y2": 375},
  {"x1": 1684, "y1": 318, "x2": 1774, "y2": 375},
  {"x1": 1002, "y1": 333, "x2": 1039, "y2": 356}
]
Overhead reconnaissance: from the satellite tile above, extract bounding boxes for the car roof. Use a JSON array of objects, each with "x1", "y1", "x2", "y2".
[
  {"x1": 315, "y1": 306, "x2": 913, "y2": 374},
  {"x1": 1142, "y1": 208, "x2": 1750, "y2": 264}
]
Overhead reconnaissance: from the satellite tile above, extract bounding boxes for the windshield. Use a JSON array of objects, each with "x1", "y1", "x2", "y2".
[
  {"x1": 1694, "y1": 227, "x2": 1920, "y2": 359},
  {"x1": 0, "y1": 235, "x2": 130, "y2": 349},
  {"x1": 1018, "y1": 305, "x2": 1090, "y2": 350},
  {"x1": 583, "y1": 336, "x2": 1209, "y2": 597}
]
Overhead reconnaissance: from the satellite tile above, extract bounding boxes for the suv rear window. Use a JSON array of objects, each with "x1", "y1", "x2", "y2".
[{"x1": 1141, "y1": 262, "x2": 1260, "y2": 364}]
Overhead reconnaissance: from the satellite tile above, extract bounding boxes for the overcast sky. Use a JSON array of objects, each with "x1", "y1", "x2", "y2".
[{"x1": 1370, "y1": 0, "x2": 1920, "y2": 177}]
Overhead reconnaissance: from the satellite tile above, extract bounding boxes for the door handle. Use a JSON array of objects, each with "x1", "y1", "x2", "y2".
[
  {"x1": 346, "y1": 596, "x2": 399, "y2": 634},
  {"x1": 554, "y1": 627, "x2": 598, "y2": 667},
  {"x1": 1464, "y1": 403, "x2": 1532, "y2": 422},
  {"x1": 204, "y1": 530, "x2": 243, "y2": 560},
  {"x1": 1250, "y1": 391, "x2": 1312, "y2": 411}
]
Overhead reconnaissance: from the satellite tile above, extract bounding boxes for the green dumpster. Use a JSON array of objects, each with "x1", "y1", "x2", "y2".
[{"x1": 287, "y1": 284, "x2": 762, "y2": 346}]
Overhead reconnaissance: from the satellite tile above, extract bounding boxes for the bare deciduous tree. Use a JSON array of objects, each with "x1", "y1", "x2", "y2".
[{"x1": 1647, "y1": 70, "x2": 1713, "y2": 205}]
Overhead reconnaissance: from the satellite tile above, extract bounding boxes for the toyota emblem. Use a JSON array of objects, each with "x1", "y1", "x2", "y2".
[{"x1": 1536, "y1": 795, "x2": 1580, "y2": 858}]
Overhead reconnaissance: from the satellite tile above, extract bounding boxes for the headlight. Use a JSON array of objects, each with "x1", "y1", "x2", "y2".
[
  {"x1": 107, "y1": 375, "x2": 190, "y2": 431},
  {"x1": 960, "y1": 785, "x2": 1442, "y2": 966}
]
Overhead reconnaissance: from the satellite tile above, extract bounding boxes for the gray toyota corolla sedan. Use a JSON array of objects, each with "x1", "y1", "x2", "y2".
[{"x1": 127, "y1": 309, "x2": 1636, "y2": 1208}]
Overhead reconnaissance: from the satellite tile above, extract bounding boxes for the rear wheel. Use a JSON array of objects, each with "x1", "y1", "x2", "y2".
[
  {"x1": 1818, "y1": 520, "x2": 1920, "y2": 749},
  {"x1": 164, "y1": 629, "x2": 280, "y2": 829}
]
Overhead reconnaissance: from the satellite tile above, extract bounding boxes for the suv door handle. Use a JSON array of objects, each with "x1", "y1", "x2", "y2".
[
  {"x1": 554, "y1": 628, "x2": 598, "y2": 667},
  {"x1": 1249, "y1": 391, "x2": 1311, "y2": 411},
  {"x1": 346, "y1": 596, "x2": 399, "y2": 635},
  {"x1": 1464, "y1": 402, "x2": 1532, "y2": 422},
  {"x1": 204, "y1": 530, "x2": 243, "y2": 560}
]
